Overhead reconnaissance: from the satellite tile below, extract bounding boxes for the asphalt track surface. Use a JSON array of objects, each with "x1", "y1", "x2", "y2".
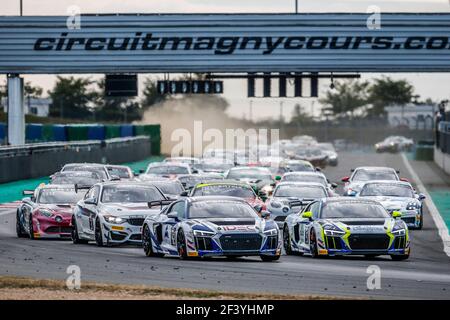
[{"x1": 0, "y1": 152, "x2": 449, "y2": 299}]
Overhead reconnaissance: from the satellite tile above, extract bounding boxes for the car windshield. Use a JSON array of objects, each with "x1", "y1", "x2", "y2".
[
  {"x1": 151, "y1": 182, "x2": 184, "y2": 195},
  {"x1": 227, "y1": 169, "x2": 272, "y2": 180},
  {"x1": 195, "y1": 162, "x2": 233, "y2": 172},
  {"x1": 282, "y1": 174, "x2": 326, "y2": 185},
  {"x1": 51, "y1": 175, "x2": 100, "y2": 186},
  {"x1": 146, "y1": 166, "x2": 189, "y2": 175},
  {"x1": 189, "y1": 201, "x2": 257, "y2": 219},
  {"x1": 101, "y1": 185, "x2": 164, "y2": 203},
  {"x1": 65, "y1": 166, "x2": 108, "y2": 180},
  {"x1": 274, "y1": 185, "x2": 326, "y2": 198},
  {"x1": 38, "y1": 189, "x2": 84, "y2": 204},
  {"x1": 192, "y1": 184, "x2": 255, "y2": 198},
  {"x1": 107, "y1": 167, "x2": 132, "y2": 179},
  {"x1": 295, "y1": 149, "x2": 322, "y2": 157},
  {"x1": 353, "y1": 170, "x2": 397, "y2": 182},
  {"x1": 321, "y1": 202, "x2": 390, "y2": 219},
  {"x1": 360, "y1": 184, "x2": 414, "y2": 198}
]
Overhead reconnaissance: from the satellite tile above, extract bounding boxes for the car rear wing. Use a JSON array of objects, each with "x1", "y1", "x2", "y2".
[
  {"x1": 147, "y1": 199, "x2": 175, "y2": 209},
  {"x1": 22, "y1": 190, "x2": 34, "y2": 196},
  {"x1": 74, "y1": 184, "x2": 91, "y2": 193},
  {"x1": 289, "y1": 198, "x2": 315, "y2": 208}
]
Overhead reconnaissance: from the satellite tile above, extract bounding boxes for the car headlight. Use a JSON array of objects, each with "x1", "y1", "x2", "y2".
[
  {"x1": 264, "y1": 228, "x2": 278, "y2": 236},
  {"x1": 392, "y1": 221, "x2": 406, "y2": 235},
  {"x1": 270, "y1": 201, "x2": 281, "y2": 208},
  {"x1": 406, "y1": 202, "x2": 420, "y2": 210},
  {"x1": 193, "y1": 230, "x2": 215, "y2": 237},
  {"x1": 323, "y1": 223, "x2": 345, "y2": 236},
  {"x1": 104, "y1": 215, "x2": 126, "y2": 224},
  {"x1": 38, "y1": 209, "x2": 53, "y2": 218}
]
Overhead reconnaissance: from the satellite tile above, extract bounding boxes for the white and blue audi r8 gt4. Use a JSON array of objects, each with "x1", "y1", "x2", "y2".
[
  {"x1": 283, "y1": 197, "x2": 410, "y2": 260},
  {"x1": 142, "y1": 196, "x2": 281, "y2": 261}
]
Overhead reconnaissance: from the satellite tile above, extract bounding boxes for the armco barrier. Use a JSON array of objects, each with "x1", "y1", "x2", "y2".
[
  {"x1": 120, "y1": 124, "x2": 134, "y2": 137},
  {"x1": 88, "y1": 125, "x2": 106, "y2": 140},
  {"x1": 0, "y1": 136, "x2": 151, "y2": 183}
]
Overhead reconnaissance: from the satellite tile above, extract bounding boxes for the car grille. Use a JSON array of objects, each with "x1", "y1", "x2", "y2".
[
  {"x1": 348, "y1": 234, "x2": 390, "y2": 250},
  {"x1": 394, "y1": 236, "x2": 406, "y2": 249},
  {"x1": 110, "y1": 232, "x2": 127, "y2": 241},
  {"x1": 129, "y1": 234, "x2": 142, "y2": 241},
  {"x1": 195, "y1": 237, "x2": 214, "y2": 251},
  {"x1": 128, "y1": 218, "x2": 145, "y2": 226},
  {"x1": 220, "y1": 234, "x2": 262, "y2": 251},
  {"x1": 45, "y1": 226, "x2": 72, "y2": 234},
  {"x1": 326, "y1": 236, "x2": 343, "y2": 250},
  {"x1": 402, "y1": 217, "x2": 416, "y2": 224},
  {"x1": 265, "y1": 236, "x2": 278, "y2": 250},
  {"x1": 274, "y1": 216, "x2": 286, "y2": 222}
]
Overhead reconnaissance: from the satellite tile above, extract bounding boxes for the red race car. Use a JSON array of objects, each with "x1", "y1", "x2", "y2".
[{"x1": 16, "y1": 184, "x2": 86, "y2": 239}]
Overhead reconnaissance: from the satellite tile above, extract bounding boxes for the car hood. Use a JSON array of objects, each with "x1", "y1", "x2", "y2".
[
  {"x1": 360, "y1": 196, "x2": 416, "y2": 209},
  {"x1": 189, "y1": 218, "x2": 277, "y2": 234},
  {"x1": 321, "y1": 218, "x2": 395, "y2": 233},
  {"x1": 99, "y1": 203, "x2": 161, "y2": 217}
]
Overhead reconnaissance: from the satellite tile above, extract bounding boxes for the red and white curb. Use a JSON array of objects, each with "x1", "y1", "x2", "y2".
[{"x1": 0, "y1": 201, "x2": 21, "y2": 209}]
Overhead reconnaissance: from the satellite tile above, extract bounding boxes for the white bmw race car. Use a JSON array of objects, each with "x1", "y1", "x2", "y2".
[{"x1": 71, "y1": 182, "x2": 171, "y2": 246}]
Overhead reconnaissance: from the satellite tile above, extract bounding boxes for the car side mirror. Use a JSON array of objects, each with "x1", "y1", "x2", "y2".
[
  {"x1": 331, "y1": 183, "x2": 338, "y2": 189},
  {"x1": 418, "y1": 193, "x2": 426, "y2": 201},
  {"x1": 192, "y1": 169, "x2": 199, "y2": 174},
  {"x1": 392, "y1": 211, "x2": 402, "y2": 219},
  {"x1": 167, "y1": 212, "x2": 179, "y2": 220},
  {"x1": 84, "y1": 198, "x2": 97, "y2": 205},
  {"x1": 260, "y1": 211, "x2": 270, "y2": 219},
  {"x1": 180, "y1": 190, "x2": 189, "y2": 197},
  {"x1": 341, "y1": 176, "x2": 350, "y2": 182},
  {"x1": 315, "y1": 167, "x2": 321, "y2": 172},
  {"x1": 302, "y1": 211, "x2": 313, "y2": 220}
]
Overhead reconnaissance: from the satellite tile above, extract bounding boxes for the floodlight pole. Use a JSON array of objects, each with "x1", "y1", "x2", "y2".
[
  {"x1": 295, "y1": 0, "x2": 298, "y2": 14},
  {"x1": 20, "y1": 0, "x2": 23, "y2": 16}
]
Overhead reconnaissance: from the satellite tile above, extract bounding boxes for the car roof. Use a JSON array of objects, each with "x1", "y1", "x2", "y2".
[
  {"x1": 321, "y1": 197, "x2": 381, "y2": 205},
  {"x1": 38, "y1": 184, "x2": 76, "y2": 190},
  {"x1": 283, "y1": 171, "x2": 324, "y2": 177},
  {"x1": 354, "y1": 166, "x2": 396, "y2": 172},
  {"x1": 187, "y1": 196, "x2": 249, "y2": 203},
  {"x1": 360, "y1": 180, "x2": 412, "y2": 187},
  {"x1": 276, "y1": 181, "x2": 326, "y2": 188},
  {"x1": 54, "y1": 170, "x2": 96, "y2": 177}
]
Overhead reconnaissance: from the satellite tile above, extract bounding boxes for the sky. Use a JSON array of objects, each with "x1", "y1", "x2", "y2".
[{"x1": 1, "y1": 0, "x2": 450, "y2": 121}]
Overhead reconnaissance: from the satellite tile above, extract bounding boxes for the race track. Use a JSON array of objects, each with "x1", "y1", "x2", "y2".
[{"x1": 1, "y1": 152, "x2": 449, "y2": 299}]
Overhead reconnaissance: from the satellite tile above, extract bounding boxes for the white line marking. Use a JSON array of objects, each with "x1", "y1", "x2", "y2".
[{"x1": 401, "y1": 153, "x2": 450, "y2": 257}]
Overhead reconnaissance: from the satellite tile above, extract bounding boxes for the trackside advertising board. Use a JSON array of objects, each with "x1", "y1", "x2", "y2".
[{"x1": 1, "y1": 13, "x2": 450, "y2": 73}]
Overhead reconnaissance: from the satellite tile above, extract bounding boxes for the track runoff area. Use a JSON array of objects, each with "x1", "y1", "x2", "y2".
[{"x1": 0, "y1": 151, "x2": 449, "y2": 301}]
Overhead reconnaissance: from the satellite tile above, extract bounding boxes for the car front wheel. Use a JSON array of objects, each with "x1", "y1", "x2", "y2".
[
  {"x1": 95, "y1": 219, "x2": 104, "y2": 247},
  {"x1": 177, "y1": 229, "x2": 188, "y2": 260},
  {"x1": 143, "y1": 225, "x2": 164, "y2": 257},
  {"x1": 16, "y1": 210, "x2": 27, "y2": 238},
  {"x1": 72, "y1": 217, "x2": 88, "y2": 244}
]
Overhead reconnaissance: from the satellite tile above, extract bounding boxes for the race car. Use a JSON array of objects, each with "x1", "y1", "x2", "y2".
[
  {"x1": 17, "y1": 184, "x2": 86, "y2": 239},
  {"x1": 284, "y1": 160, "x2": 315, "y2": 173},
  {"x1": 225, "y1": 166, "x2": 276, "y2": 201},
  {"x1": 375, "y1": 136, "x2": 414, "y2": 153},
  {"x1": 177, "y1": 173, "x2": 224, "y2": 191},
  {"x1": 357, "y1": 180, "x2": 425, "y2": 229},
  {"x1": 266, "y1": 182, "x2": 329, "y2": 228},
  {"x1": 71, "y1": 182, "x2": 170, "y2": 246},
  {"x1": 287, "y1": 147, "x2": 328, "y2": 169},
  {"x1": 341, "y1": 166, "x2": 401, "y2": 196},
  {"x1": 144, "y1": 162, "x2": 193, "y2": 178},
  {"x1": 49, "y1": 170, "x2": 102, "y2": 187},
  {"x1": 283, "y1": 197, "x2": 410, "y2": 260},
  {"x1": 189, "y1": 181, "x2": 266, "y2": 212},
  {"x1": 281, "y1": 172, "x2": 338, "y2": 196},
  {"x1": 142, "y1": 196, "x2": 281, "y2": 261},
  {"x1": 61, "y1": 163, "x2": 117, "y2": 181},
  {"x1": 316, "y1": 143, "x2": 338, "y2": 167},
  {"x1": 193, "y1": 158, "x2": 234, "y2": 174}
]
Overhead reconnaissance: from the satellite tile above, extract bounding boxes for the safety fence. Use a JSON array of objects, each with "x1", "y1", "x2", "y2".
[{"x1": 437, "y1": 121, "x2": 450, "y2": 155}]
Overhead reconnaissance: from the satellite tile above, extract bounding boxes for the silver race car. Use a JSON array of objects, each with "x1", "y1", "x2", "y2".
[
  {"x1": 71, "y1": 182, "x2": 170, "y2": 246},
  {"x1": 142, "y1": 196, "x2": 281, "y2": 261},
  {"x1": 266, "y1": 182, "x2": 329, "y2": 228},
  {"x1": 357, "y1": 180, "x2": 425, "y2": 229},
  {"x1": 341, "y1": 166, "x2": 401, "y2": 196},
  {"x1": 283, "y1": 197, "x2": 410, "y2": 260}
]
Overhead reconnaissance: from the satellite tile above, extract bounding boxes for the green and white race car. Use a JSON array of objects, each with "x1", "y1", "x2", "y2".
[{"x1": 283, "y1": 197, "x2": 410, "y2": 260}]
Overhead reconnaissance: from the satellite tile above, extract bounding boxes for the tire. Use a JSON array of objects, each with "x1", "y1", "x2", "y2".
[
  {"x1": 72, "y1": 217, "x2": 88, "y2": 244},
  {"x1": 391, "y1": 254, "x2": 409, "y2": 261},
  {"x1": 260, "y1": 255, "x2": 280, "y2": 262},
  {"x1": 177, "y1": 229, "x2": 188, "y2": 260},
  {"x1": 309, "y1": 229, "x2": 319, "y2": 258},
  {"x1": 16, "y1": 210, "x2": 27, "y2": 238},
  {"x1": 28, "y1": 214, "x2": 35, "y2": 240},
  {"x1": 143, "y1": 225, "x2": 164, "y2": 257},
  {"x1": 283, "y1": 225, "x2": 293, "y2": 255},
  {"x1": 95, "y1": 219, "x2": 104, "y2": 247}
]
